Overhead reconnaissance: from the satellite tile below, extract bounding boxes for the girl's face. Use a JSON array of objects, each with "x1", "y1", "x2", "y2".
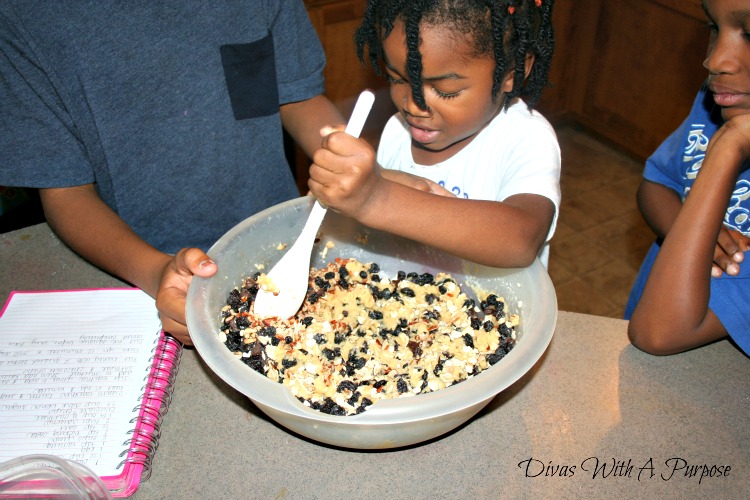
[
  {"x1": 704, "y1": 0, "x2": 750, "y2": 120},
  {"x1": 381, "y1": 20, "x2": 513, "y2": 164}
]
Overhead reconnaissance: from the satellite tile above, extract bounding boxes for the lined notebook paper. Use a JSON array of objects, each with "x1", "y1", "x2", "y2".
[{"x1": 0, "y1": 288, "x2": 182, "y2": 497}]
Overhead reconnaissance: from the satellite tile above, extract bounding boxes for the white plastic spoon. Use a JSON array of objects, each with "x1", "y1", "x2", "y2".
[{"x1": 253, "y1": 90, "x2": 375, "y2": 319}]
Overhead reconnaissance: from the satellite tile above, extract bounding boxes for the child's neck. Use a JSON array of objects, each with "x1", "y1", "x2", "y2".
[{"x1": 411, "y1": 136, "x2": 472, "y2": 166}]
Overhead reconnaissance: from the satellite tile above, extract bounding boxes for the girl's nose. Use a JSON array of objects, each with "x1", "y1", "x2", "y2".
[
  {"x1": 704, "y1": 33, "x2": 741, "y2": 75},
  {"x1": 398, "y1": 86, "x2": 430, "y2": 116}
]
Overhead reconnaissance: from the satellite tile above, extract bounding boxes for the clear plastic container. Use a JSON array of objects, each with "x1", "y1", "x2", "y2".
[{"x1": 0, "y1": 454, "x2": 112, "y2": 499}]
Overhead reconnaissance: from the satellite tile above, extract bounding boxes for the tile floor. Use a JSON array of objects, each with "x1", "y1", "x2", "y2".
[{"x1": 550, "y1": 124, "x2": 656, "y2": 319}]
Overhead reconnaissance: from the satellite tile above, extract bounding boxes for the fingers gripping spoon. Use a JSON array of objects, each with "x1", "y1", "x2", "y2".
[{"x1": 253, "y1": 90, "x2": 375, "y2": 319}]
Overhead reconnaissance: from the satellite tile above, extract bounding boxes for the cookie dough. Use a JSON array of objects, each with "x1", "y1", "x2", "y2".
[{"x1": 220, "y1": 258, "x2": 518, "y2": 416}]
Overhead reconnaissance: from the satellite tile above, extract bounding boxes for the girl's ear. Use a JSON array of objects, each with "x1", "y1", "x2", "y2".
[
  {"x1": 501, "y1": 53, "x2": 536, "y2": 92},
  {"x1": 523, "y1": 53, "x2": 536, "y2": 79}
]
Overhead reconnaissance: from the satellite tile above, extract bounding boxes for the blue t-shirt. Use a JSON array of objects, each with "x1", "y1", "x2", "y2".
[
  {"x1": 0, "y1": 0, "x2": 324, "y2": 253},
  {"x1": 625, "y1": 88, "x2": 750, "y2": 354}
]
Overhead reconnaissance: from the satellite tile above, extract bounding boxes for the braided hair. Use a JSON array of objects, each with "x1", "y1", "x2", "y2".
[{"x1": 354, "y1": 0, "x2": 555, "y2": 110}]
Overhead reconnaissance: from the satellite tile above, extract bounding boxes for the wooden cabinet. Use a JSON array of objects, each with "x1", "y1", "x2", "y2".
[{"x1": 539, "y1": 0, "x2": 708, "y2": 160}]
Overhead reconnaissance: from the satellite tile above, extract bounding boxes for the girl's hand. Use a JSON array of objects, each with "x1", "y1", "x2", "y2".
[
  {"x1": 710, "y1": 114, "x2": 750, "y2": 162},
  {"x1": 309, "y1": 130, "x2": 382, "y2": 220},
  {"x1": 712, "y1": 226, "x2": 750, "y2": 277}
]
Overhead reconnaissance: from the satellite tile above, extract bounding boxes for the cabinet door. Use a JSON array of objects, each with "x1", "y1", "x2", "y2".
[{"x1": 581, "y1": 0, "x2": 707, "y2": 159}]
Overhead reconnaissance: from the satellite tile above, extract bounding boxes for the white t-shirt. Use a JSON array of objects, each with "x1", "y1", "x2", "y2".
[{"x1": 376, "y1": 99, "x2": 561, "y2": 266}]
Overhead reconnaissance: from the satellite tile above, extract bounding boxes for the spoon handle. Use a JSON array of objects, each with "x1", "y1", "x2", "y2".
[
  {"x1": 344, "y1": 90, "x2": 375, "y2": 138},
  {"x1": 298, "y1": 199, "x2": 327, "y2": 248}
]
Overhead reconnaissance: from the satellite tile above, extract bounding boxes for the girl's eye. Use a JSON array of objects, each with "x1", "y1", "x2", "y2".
[
  {"x1": 432, "y1": 87, "x2": 461, "y2": 100},
  {"x1": 705, "y1": 21, "x2": 718, "y2": 33},
  {"x1": 386, "y1": 74, "x2": 406, "y2": 85}
]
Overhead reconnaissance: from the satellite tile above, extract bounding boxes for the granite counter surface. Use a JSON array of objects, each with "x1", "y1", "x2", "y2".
[{"x1": 2, "y1": 224, "x2": 748, "y2": 499}]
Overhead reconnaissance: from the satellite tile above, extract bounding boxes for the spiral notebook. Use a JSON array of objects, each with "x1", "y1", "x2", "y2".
[{"x1": 0, "y1": 288, "x2": 182, "y2": 497}]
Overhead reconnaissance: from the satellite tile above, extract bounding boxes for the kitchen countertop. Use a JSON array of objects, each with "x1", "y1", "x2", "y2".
[{"x1": 2, "y1": 224, "x2": 749, "y2": 499}]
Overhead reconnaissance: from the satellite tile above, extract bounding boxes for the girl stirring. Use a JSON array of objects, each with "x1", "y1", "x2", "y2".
[{"x1": 309, "y1": 0, "x2": 560, "y2": 268}]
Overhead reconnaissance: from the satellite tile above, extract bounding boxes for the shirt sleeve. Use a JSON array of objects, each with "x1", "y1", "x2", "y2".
[
  {"x1": 643, "y1": 123, "x2": 693, "y2": 196},
  {"x1": 270, "y1": 0, "x2": 326, "y2": 106},
  {"x1": 496, "y1": 117, "x2": 561, "y2": 209},
  {"x1": 491, "y1": 110, "x2": 561, "y2": 249},
  {"x1": 643, "y1": 89, "x2": 717, "y2": 197}
]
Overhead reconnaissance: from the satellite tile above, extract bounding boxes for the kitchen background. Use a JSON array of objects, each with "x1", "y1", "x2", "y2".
[{"x1": 0, "y1": 0, "x2": 708, "y2": 319}]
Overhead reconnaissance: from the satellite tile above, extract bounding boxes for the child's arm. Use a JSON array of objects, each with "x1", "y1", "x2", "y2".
[
  {"x1": 379, "y1": 169, "x2": 455, "y2": 196},
  {"x1": 628, "y1": 116, "x2": 750, "y2": 354},
  {"x1": 309, "y1": 131, "x2": 554, "y2": 268},
  {"x1": 636, "y1": 179, "x2": 682, "y2": 241},
  {"x1": 637, "y1": 177, "x2": 748, "y2": 277},
  {"x1": 279, "y1": 95, "x2": 345, "y2": 159},
  {"x1": 35, "y1": 96, "x2": 344, "y2": 346},
  {"x1": 39, "y1": 184, "x2": 216, "y2": 345}
]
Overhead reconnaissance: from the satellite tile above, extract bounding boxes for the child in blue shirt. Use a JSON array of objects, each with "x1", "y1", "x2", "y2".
[{"x1": 626, "y1": 0, "x2": 750, "y2": 355}]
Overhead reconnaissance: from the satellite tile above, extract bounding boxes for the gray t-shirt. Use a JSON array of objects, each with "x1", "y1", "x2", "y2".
[{"x1": 0, "y1": 0, "x2": 324, "y2": 252}]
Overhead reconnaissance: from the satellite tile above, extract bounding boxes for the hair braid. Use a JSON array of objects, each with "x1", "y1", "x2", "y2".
[
  {"x1": 354, "y1": 0, "x2": 555, "y2": 111},
  {"x1": 510, "y1": 1, "x2": 532, "y2": 107},
  {"x1": 488, "y1": 1, "x2": 509, "y2": 104},
  {"x1": 524, "y1": 0, "x2": 555, "y2": 107},
  {"x1": 404, "y1": 3, "x2": 427, "y2": 109}
]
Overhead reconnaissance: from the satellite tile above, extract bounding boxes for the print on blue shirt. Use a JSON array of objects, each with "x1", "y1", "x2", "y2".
[{"x1": 682, "y1": 122, "x2": 750, "y2": 234}]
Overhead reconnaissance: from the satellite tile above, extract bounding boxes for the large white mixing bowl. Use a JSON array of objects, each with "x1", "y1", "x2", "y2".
[{"x1": 186, "y1": 196, "x2": 556, "y2": 449}]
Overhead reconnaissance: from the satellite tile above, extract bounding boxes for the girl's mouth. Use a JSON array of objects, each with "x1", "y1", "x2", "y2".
[
  {"x1": 409, "y1": 124, "x2": 440, "y2": 144},
  {"x1": 712, "y1": 92, "x2": 745, "y2": 108}
]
